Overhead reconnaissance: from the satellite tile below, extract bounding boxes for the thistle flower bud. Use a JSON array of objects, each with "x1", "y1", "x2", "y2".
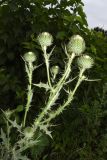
[
  {"x1": 51, "y1": 65, "x2": 59, "y2": 76},
  {"x1": 67, "y1": 35, "x2": 85, "y2": 56},
  {"x1": 24, "y1": 127, "x2": 34, "y2": 138},
  {"x1": 77, "y1": 55, "x2": 94, "y2": 69},
  {"x1": 37, "y1": 32, "x2": 53, "y2": 48},
  {"x1": 23, "y1": 51, "x2": 36, "y2": 63}
]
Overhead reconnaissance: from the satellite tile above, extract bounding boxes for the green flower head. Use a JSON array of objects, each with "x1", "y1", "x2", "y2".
[
  {"x1": 77, "y1": 55, "x2": 94, "y2": 69},
  {"x1": 23, "y1": 51, "x2": 36, "y2": 63},
  {"x1": 51, "y1": 65, "x2": 59, "y2": 75},
  {"x1": 37, "y1": 32, "x2": 53, "y2": 47},
  {"x1": 67, "y1": 35, "x2": 85, "y2": 56}
]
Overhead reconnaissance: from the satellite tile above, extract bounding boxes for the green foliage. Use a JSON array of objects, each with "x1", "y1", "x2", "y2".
[{"x1": 0, "y1": 0, "x2": 107, "y2": 160}]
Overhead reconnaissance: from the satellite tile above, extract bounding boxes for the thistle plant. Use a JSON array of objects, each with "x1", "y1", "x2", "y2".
[
  {"x1": 0, "y1": 32, "x2": 95, "y2": 159},
  {"x1": 33, "y1": 34, "x2": 88, "y2": 127}
]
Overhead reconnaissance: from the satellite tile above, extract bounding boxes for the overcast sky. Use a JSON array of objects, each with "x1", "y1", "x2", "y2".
[{"x1": 82, "y1": 0, "x2": 107, "y2": 29}]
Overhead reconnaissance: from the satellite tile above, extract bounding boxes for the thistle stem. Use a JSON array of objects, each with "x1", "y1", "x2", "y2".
[
  {"x1": 34, "y1": 53, "x2": 75, "y2": 127},
  {"x1": 23, "y1": 62, "x2": 33, "y2": 127},
  {"x1": 43, "y1": 68, "x2": 85, "y2": 124},
  {"x1": 43, "y1": 47, "x2": 52, "y2": 89}
]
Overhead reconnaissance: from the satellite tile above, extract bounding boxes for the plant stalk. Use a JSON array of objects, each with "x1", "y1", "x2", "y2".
[
  {"x1": 43, "y1": 68, "x2": 85, "y2": 123},
  {"x1": 43, "y1": 46, "x2": 52, "y2": 89},
  {"x1": 34, "y1": 53, "x2": 75, "y2": 126},
  {"x1": 23, "y1": 62, "x2": 33, "y2": 127}
]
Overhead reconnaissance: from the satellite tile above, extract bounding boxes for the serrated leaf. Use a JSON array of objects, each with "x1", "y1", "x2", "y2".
[
  {"x1": 75, "y1": 16, "x2": 83, "y2": 24},
  {"x1": 8, "y1": 119, "x2": 22, "y2": 133}
]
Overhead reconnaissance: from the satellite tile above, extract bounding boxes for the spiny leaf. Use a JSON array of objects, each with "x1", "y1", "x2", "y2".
[
  {"x1": 39, "y1": 124, "x2": 52, "y2": 138},
  {"x1": 33, "y1": 82, "x2": 50, "y2": 91},
  {"x1": 8, "y1": 119, "x2": 22, "y2": 133}
]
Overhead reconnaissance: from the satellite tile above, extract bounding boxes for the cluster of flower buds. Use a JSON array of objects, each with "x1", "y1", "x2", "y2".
[
  {"x1": 67, "y1": 34, "x2": 94, "y2": 70},
  {"x1": 23, "y1": 33, "x2": 94, "y2": 70}
]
